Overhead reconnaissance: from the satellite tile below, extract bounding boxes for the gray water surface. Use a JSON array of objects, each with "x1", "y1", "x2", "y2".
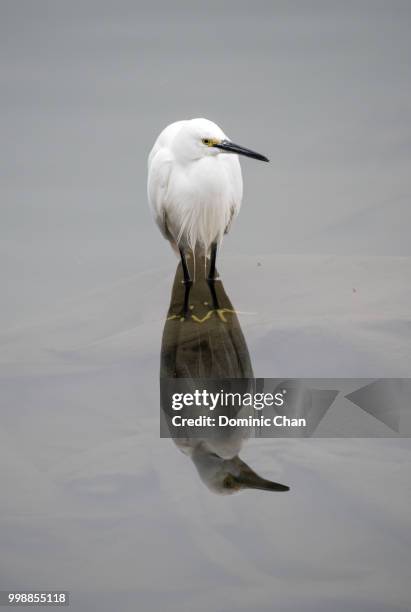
[{"x1": 1, "y1": 2, "x2": 411, "y2": 611}]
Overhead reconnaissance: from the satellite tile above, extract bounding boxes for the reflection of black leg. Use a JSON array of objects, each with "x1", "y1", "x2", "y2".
[
  {"x1": 182, "y1": 281, "x2": 192, "y2": 315},
  {"x1": 179, "y1": 247, "x2": 192, "y2": 285},
  {"x1": 207, "y1": 279, "x2": 220, "y2": 310},
  {"x1": 207, "y1": 242, "x2": 218, "y2": 281}
]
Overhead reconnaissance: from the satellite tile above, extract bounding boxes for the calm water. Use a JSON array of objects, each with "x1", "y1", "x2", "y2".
[
  {"x1": 1, "y1": 254, "x2": 410, "y2": 611},
  {"x1": 1, "y1": 2, "x2": 411, "y2": 610}
]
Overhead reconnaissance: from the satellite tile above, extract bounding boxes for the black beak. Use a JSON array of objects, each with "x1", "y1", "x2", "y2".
[
  {"x1": 231, "y1": 457, "x2": 289, "y2": 492},
  {"x1": 214, "y1": 139, "x2": 269, "y2": 162},
  {"x1": 235, "y1": 472, "x2": 290, "y2": 492}
]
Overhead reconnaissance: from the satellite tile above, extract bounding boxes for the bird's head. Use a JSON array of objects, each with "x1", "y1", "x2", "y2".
[
  {"x1": 172, "y1": 118, "x2": 269, "y2": 163},
  {"x1": 192, "y1": 448, "x2": 289, "y2": 495}
]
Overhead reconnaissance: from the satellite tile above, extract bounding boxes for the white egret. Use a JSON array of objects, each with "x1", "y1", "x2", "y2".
[{"x1": 147, "y1": 118, "x2": 268, "y2": 283}]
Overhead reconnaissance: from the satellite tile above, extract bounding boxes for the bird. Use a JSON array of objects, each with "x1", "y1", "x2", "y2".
[{"x1": 147, "y1": 118, "x2": 269, "y2": 284}]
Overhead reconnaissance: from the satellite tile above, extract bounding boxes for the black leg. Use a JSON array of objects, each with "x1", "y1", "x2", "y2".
[
  {"x1": 207, "y1": 242, "x2": 219, "y2": 309},
  {"x1": 179, "y1": 247, "x2": 192, "y2": 285},
  {"x1": 178, "y1": 247, "x2": 192, "y2": 317},
  {"x1": 207, "y1": 242, "x2": 218, "y2": 281}
]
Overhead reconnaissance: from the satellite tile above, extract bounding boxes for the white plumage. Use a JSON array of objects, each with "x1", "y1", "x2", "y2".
[{"x1": 148, "y1": 118, "x2": 243, "y2": 255}]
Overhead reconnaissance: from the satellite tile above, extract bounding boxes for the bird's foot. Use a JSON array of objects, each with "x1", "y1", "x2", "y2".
[
  {"x1": 215, "y1": 308, "x2": 236, "y2": 322},
  {"x1": 166, "y1": 312, "x2": 190, "y2": 322},
  {"x1": 190, "y1": 307, "x2": 236, "y2": 324},
  {"x1": 167, "y1": 303, "x2": 195, "y2": 322}
]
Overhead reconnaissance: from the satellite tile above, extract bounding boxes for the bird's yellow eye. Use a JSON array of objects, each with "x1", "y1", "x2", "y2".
[{"x1": 202, "y1": 138, "x2": 211, "y2": 146}]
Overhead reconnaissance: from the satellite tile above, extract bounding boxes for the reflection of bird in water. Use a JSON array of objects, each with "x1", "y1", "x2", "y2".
[
  {"x1": 160, "y1": 262, "x2": 289, "y2": 494},
  {"x1": 148, "y1": 118, "x2": 268, "y2": 285}
]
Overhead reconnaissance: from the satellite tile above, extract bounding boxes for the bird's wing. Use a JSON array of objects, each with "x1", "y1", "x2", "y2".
[
  {"x1": 147, "y1": 146, "x2": 174, "y2": 241},
  {"x1": 147, "y1": 120, "x2": 186, "y2": 242},
  {"x1": 224, "y1": 206, "x2": 236, "y2": 235},
  {"x1": 221, "y1": 154, "x2": 243, "y2": 234}
]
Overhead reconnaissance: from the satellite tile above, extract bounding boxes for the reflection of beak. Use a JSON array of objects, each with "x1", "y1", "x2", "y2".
[
  {"x1": 234, "y1": 459, "x2": 289, "y2": 492},
  {"x1": 215, "y1": 139, "x2": 269, "y2": 162}
]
